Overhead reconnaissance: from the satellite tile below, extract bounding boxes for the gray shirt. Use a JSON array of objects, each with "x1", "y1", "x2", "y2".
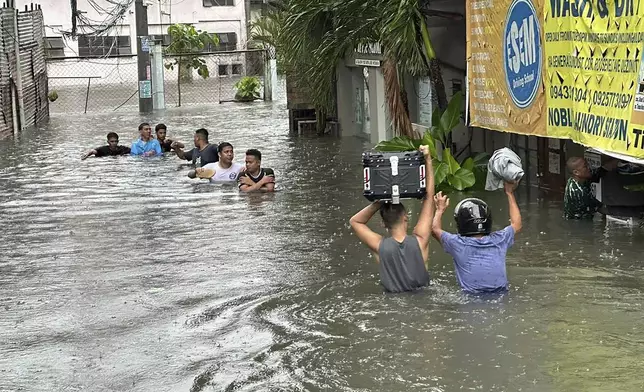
[{"x1": 378, "y1": 236, "x2": 429, "y2": 293}]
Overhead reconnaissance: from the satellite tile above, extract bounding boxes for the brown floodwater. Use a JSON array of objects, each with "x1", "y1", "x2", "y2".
[{"x1": 1, "y1": 102, "x2": 644, "y2": 392}]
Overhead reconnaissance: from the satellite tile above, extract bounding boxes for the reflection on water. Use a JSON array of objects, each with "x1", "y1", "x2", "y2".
[{"x1": 1, "y1": 103, "x2": 644, "y2": 392}]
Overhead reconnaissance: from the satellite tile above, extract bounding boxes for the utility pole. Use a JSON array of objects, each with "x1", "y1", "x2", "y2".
[{"x1": 135, "y1": 0, "x2": 153, "y2": 113}]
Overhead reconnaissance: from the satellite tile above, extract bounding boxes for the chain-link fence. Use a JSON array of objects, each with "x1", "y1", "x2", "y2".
[
  {"x1": 163, "y1": 49, "x2": 266, "y2": 106},
  {"x1": 47, "y1": 49, "x2": 272, "y2": 114},
  {"x1": 47, "y1": 55, "x2": 139, "y2": 114}
]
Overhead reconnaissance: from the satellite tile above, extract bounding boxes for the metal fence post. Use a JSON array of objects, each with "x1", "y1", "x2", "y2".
[{"x1": 84, "y1": 77, "x2": 91, "y2": 114}]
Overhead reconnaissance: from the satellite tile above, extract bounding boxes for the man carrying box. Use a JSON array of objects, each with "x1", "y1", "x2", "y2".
[{"x1": 349, "y1": 145, "x2": 435, "y2": 293}]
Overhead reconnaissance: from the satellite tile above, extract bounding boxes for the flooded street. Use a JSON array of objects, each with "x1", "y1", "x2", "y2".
[{"x1": 1, "y1": 102, "x2": 644, "y2": 392}]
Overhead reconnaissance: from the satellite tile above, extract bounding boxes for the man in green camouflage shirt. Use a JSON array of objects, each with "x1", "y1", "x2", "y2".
[{"x1": 563, "y1": 157, "x2": 617, "y2": 219}]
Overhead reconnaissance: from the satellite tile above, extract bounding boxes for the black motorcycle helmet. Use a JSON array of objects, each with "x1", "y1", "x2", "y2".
[{"x1": 454, "y1": 198, "x2": 492, "y2": 236}]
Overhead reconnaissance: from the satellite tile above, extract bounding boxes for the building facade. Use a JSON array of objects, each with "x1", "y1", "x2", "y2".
[{"x1": 17, "y1": 0, "x2": 250, "y2": 59}]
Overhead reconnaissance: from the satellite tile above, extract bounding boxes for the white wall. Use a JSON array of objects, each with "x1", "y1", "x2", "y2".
[
  {"x1": 18, "y1": 0, "x2": 248, "y2": 57},
  {"x1": 422, "y1": 0, "x2": 512, "y2": 155}
]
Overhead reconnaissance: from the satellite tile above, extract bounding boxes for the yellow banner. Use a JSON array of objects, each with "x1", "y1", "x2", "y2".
[
  {"x1": 467, "y1": 0, "x2": 547, "y2": 136},
  {"x1": 467, "y1": 0, "x2": 644, "y2": 158}
]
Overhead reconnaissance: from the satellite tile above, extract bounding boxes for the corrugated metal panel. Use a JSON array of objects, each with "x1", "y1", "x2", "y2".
[
  {"x1": 17, "y1": 12, "x2": 33, "y2": 47},
  {"x1": 15, "y1": 8, "x2": 48, "y2": 128},
  {"x1": 32, "y1": 10, "x2": 48, "y2": 124},
  {"x1": 0, "y1": 6, "x2": 50, "y2": 136},
  {"x1": 19, "y1": 10, "x2": 35, "y2": 125},
  {"x1": 0, "y1": 8, "x2": 16, "y2": 136}
]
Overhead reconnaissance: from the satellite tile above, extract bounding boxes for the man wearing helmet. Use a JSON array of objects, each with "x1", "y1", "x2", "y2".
[
  {"x1": 431, "y1": 182, "x2": 522, "y2": 294},
  {"x1": 349, "y1": 145, "x2": 435, "y2": 293}
]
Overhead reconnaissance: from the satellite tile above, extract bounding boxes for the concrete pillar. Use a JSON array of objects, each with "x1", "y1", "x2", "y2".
[
  {"x1": 336, "y1": 63, "x2": 357, "y2": 137},
  {"x1": 150, "y1": 42, "x2": 165, "y2": 110},
  {"x1": 368, "y1": 67, "x2": 390, "y2": 143},
  {"x1": 264, "y1": 58, "x2": 277, "y2": 101}
]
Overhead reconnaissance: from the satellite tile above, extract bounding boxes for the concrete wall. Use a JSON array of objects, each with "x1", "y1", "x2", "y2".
[
  {"x1": 17, "y1": 0, "x2": 248, "y2": 57},
  {"x1": 335, "y1": 0, "x2": 515, "y2": 154},
  {"x1": 336, "y1": 63, "x2": 392, "y2": 143}
]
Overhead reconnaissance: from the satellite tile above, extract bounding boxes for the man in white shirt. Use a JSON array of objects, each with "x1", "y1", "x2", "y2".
[{"x1": 191, "y1": 142, "x2": 244, "y2": 183}]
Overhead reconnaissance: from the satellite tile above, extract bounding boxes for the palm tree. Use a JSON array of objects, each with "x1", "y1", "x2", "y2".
[{"x1": 250, "y1": 0, "x2": 452, "y2": 138}]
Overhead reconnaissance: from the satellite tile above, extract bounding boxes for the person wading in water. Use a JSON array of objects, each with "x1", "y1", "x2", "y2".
[
  {"x1": 81, "y1": 132, "x2": 130, "y2": 159},
  {"x1": 173, "y1": 128, "x2": 218, "y2": 167},
  {"x1": 563, "y1": 156, "x2": 618, "y2": 219},
  {"x1": 130, "y1": 123, "x2": 162, "y2": 157},
  {"x1": 431, "y1": 182, "x2": 521, "y2": 294},
  {"x1": 155, "y1": 123, "x2": 184, "y2": 153},
  {"x1": 349, "y1": 145, "x2": 435, "y2": 293}
]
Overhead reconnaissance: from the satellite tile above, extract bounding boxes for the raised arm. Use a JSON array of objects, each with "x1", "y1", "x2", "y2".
[
  {"x1": 81, "y1": 149, "x2": 97, "y2": 160},
  {"x1": 413, "y1": 145, "x2": 434, "y2": 251},
  {"x1": 349, "y1": 202, "x2": 383, "y2": 257},
  {"x1": 504, "y1": 182, "x2": 522, "y2": 234},
  {"x1": 168, "y1": 139, "x2": 185, "y2": 150},
  {"x1": 173, "y1": 143, "x2": 189, "y2": 160},
  {"x1": 432, "y1": 192, "x2": 449, "y2": 242}
]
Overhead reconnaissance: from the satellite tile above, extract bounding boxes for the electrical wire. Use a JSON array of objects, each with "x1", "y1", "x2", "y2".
[{"x1": 64, "y1": 0, "x2": 134, "y2": 38}]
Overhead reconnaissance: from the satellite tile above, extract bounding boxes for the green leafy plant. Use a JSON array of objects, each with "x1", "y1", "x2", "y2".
[
  {"x1": 164, "y1": 24, "x2": 219, "y2": 106},
  {"x1": 234, "y1": 76, "x2": 262, "y2": 102},
  {"x1": 374, "y1": 91, "x2": 488, "y2": 192}
]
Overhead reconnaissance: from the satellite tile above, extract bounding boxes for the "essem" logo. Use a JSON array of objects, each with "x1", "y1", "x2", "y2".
[{"x1": 503, "y1": 0, "x2": 542, "y2": 109}]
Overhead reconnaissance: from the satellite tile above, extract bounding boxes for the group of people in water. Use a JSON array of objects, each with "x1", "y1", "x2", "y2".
[
  {"x1": 82, "y1": 124, "x2": 620, "y2": 293},
  {"x1": 350, "y1": 145, "x2": 621, "y2": 294},
  {"x1": 81, "y1": 122, "x2": 275, "y2": 192}
]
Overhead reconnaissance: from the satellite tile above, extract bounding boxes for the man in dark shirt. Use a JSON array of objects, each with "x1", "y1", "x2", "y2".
[
  {"x1": 238, "y1": 149, "x2": 275, "y2": 192},
  {"x1": 173, "y1": 128, "x2": 218, "y2": 167},
  {"x1": 155, "y1": 123, "x2": 184, "y2": 153},
  {"x1": 563, "y1": 156, "x2": 618, "y2": 219},
  {"x1": 81, "y1": 132, "x2": 131, "y2": 160}
]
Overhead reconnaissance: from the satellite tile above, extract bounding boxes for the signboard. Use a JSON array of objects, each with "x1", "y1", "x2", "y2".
[
  {"x1": 355, "y1": 59, "x2": 381, "y2": 67},
  {"x1": 418, "y1": 77, "x2": 433, "y2": 127},
  {"x1": 467, "y1": 0, "x2": 644, "y2": 158},
  {"x1": 140, "y1": 36, "x2": 150, "y2": 53},
  {"x1": 139, "y1": 80, "x2": 151, "y2": 99},
  {"x1": 585, "y1": 150, "x2": 602, "y2": 201}
]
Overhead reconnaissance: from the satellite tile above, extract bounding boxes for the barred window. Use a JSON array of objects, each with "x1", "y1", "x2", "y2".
[
  {"x1": 203, "y1": 32, "x2": 237, "y2": 52},
  {"x1": 78, "y1": 35, "x2": 132, "y2": 57}
]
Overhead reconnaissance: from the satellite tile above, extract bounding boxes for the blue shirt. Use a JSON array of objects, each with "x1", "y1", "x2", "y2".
[
  {"x1": 130, "y1": 138, "x2": 162, "y2": 156},
  {"x1": 440, "y1": 226, "x2": 515, "y2": 294}
]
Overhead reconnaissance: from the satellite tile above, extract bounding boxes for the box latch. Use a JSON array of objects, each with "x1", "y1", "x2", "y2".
[{"x1": 392, "y1": 185, "x2": 400, "y2": 204}]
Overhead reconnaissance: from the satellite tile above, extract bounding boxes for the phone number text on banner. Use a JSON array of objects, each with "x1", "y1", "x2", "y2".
[
  {"x1": 544, "y1": 0, "x2": 644, "y2": 158},
  {"x1": 467, "y1": 0, "x2": 644, "y2": 158}
]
